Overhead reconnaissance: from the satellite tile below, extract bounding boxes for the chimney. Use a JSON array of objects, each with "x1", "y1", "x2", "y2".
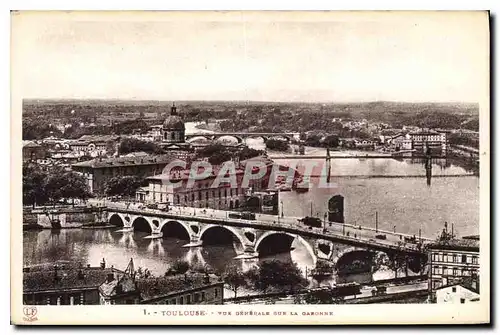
[
  {"x1": 106, "y1": 273, "x2": 114, "y2": 283},
  {"x1": 100, "y1": 258, "x2": 106, "y2": 269}
]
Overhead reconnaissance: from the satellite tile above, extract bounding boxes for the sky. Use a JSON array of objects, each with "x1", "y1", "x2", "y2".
[{"x1": 12, "y1": 11, "x2": 489, "y2": 103}]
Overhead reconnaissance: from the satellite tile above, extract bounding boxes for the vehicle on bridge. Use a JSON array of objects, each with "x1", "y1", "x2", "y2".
[
  {"x1": 299, "y1": 216, "x2": 323, "y2": 229},
  {"x1": 228, "y1": 212, "x2": 256, "y2": 220}
]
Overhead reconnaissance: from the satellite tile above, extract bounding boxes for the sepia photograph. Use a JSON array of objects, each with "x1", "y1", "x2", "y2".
[{"x1": 10, "y1": 10, "x2": 490, "y2": 325}]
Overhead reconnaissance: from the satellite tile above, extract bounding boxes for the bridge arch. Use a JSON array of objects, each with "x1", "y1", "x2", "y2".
[
  {"x1": 333, "y1": 247, "x2": 375, "y2": 274},
  {"x1": 108, "y1": 213, "x2": 125, "y2": 227},
  {"x1": 186, "y1": 135, "x2": 211, "y2": 144},
  {"x1": 199, "y1": 224, "x2": 246, "y2": 247},
  {"x1": 214, "y1": 135, "x2": 243, "y2": 144},
  {"x1": 254, "y1": 231, "x2": 317, "y2": 264},
  {"x1": 131, "y1": 216, "x2": 155, "y2": 233},
  {"x1": 158, "y1": 220, "x2": 191, "y2": 240}
]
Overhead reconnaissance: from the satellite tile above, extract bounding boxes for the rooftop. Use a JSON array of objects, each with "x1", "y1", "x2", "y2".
[
  {"x1": 137, "y1": 272, "x2": 222, "y2": 302},
  {"x1": 428, "y1": 237, "x2": 480, "y2": 252},
  {"x1": 23, "y1": 140, "x2": 41, "y2": 148},
  {"x1": 72, "y1": 154, "x2": 175, "y2": 169},
  {"x1": 23, "y1": 265, "x2": 124, "y2": 293}
]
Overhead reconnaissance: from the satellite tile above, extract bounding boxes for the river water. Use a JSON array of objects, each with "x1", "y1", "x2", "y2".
[{"x1": 23, "y1": 123, "x2": 479, "y2": 294}]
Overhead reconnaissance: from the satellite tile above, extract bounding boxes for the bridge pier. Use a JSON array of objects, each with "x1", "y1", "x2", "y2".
[
  {"x1": 146, "y1": 228, "x2": 163, "y2": 240},
  {"x1": 234, "y1": 245, "x2": 259, "y2": 260},
  {"x1": 182, "y1": 237, "x2": 203, "y2": 248}
]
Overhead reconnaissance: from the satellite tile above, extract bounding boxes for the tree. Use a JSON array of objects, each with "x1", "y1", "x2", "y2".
[
  {"x1": 104, "y1": 176, "x2": 144, "y2": 197},
  {"x1": 250, "y1": 260, "x2": 308, "y2": 293},
  {"x1": 223, "y1": 266, "x2": 247, "y2": 298},
  {"x1": 117, "y1": 138, "x2": 164, "y2": 155},
  {"x1": 44, "y1": 171, "x2": 67, "y2": 207},
  {"x1": 322, "y1": 135, "x2": 340, "y2": 148},
  {"x1": 23, "y1": 164, "x2": 48, "y2": 208},
  {"x1": 196, "y1": 144, "x2": 233, "y2": 165},
  {"x1": 265, "y1": 139, "x2": 290, "y2": 152},
  {"x1": 238, "y1": 147, "x2": 264, "y2": 161},
  {"x1": 59, "y1": 171, "x2": 92, "y2": 206}
]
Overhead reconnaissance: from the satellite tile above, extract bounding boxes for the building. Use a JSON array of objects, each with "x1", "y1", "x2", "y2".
[
  {"x1": 387, "y1": 133, "x2": 413, "y2": 151},
  {"x1": 149, "y1": 103, "x2": 194, "y2": 156},
  {"x1": 427, "y1": 231, "x2": 479, "y2": 302},
  {"x1": 23, "y1": 260, "x2": 125, "y2": 305},
  {"x1": 435, "y1": 279, "x2": 480, "y2": 304},
  {"x1": 134, "y1": 272, "x2": 224, "y2": 305},
  {"x1": 23, "y1": 140, "x2": 46, "y2": 162},
  {"x1": 143, "y1": 164, "x2": 249, "y2": 210},
  {"x1": 24, "y1": 260, "x2": 224, "y2": 306},
  {"x1": 68, "y1": 135, "x2": 121, "y2": 157},
  {"x1": 139, "y1": 156, "x2": 275, "y2": 210},
  {"x1": 408, "y1": 130, "x2": 447, "y2": 156},
  {"x1": 71, "y1": 154, "x2": 175, "y2": 195}
]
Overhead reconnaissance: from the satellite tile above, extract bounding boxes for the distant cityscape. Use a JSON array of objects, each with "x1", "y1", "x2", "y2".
[{"x1": 23, "y1": 100, "x2": 480, "y2": 306}]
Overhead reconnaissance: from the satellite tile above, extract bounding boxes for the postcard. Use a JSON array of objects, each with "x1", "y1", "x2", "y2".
[{"x1": 11, "y1": 10, "x2": 490, "y2": 325}]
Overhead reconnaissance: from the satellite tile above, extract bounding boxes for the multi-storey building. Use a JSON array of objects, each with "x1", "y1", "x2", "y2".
[
  {"x1": 139, "y1": 157, "x2": 275, "y2": 210},
  {"x1": 408, "y1": 130, "x2": 447, "y2": 156},
  {"x1": 427, "y1": 236, "x2": 479, "y2": 302},
  {"x1": 135, "y1": 273, "x2": 224, "y2": 305},
  {"x1": 23, "y1": 140, "x2": 46, "y2": 162},
  {"x1": 24, "y1": 260, "x2": 225, "y2": 306},
  {"x1": 23, "y1": 261, "x2": 125, "y2": 305},
  {"x1": 71, "y1": 154, "x2": 175, "y2": 195}
]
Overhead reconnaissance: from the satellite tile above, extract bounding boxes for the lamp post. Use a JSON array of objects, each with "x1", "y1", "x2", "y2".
[{"x1": 280, "y1": 201, "x2": 284, "y2": 218}]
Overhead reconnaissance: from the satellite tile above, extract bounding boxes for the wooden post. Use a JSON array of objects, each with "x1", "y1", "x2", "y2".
[{"x1": 375, "y1": 211, "x2": 378, "y2": 233}]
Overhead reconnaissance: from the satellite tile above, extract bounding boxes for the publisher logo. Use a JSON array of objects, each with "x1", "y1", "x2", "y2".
[{"x1": 23, "y1": 306, "x2": 38, "y2": 322}]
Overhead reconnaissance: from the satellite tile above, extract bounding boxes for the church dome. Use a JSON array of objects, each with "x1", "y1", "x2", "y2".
[{"x1": 163, "y1": 115, "x2": 185, "y2": 130}]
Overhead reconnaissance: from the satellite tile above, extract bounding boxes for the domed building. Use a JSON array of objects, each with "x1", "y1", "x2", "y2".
[{"x1": 162, "y1": 103, "x2": 185, "y2": 143}]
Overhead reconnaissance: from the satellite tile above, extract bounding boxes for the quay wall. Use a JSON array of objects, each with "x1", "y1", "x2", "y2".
[{"x1": 23, "y1": 207, "x2": 105, "y2": 229}]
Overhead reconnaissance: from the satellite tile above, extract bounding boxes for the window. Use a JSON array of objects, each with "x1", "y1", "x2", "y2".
[
  {"x1": 214, "y1": 288, "x2": 218, "y2": 298},
  {"x1": 467, "y1": 256, "x2": 472, "y2": 264},
  {"x1": 453, "y1": 254, "x2": 459, "y2": 263},
  {"x1": 452, "y1": 287, "x2": 457, "y2": 293},
  {"x1": 171, "y1": 299, "x2": 176, "y2": 305},
  {"x1": 198, "y1": 191, "x2": 201, "y2": 200},
  {"x1": 179, "y1": 296, "x2": 184, "y2": 305},
  {"x1": 453, "y1": 268, "x2": 459, "y2": 276},
  {"x1": 462, "y1": 255, "x2": 467, "y2": 263},
  {"x1": 186, "y1": 295, "x2": 191, "y2": 304},
  {"x1": 472, "y1": 256, "x2": 478, "y2": 265},
  {"x1": 194, "y1": 293, "x2": 200, "y2": 303},
  {"x1": 201, "y1": 292, "x2": 205, "y2": 302},
  {"x1": 460, "y1": 298, "x2": 465, "y2": 304}
]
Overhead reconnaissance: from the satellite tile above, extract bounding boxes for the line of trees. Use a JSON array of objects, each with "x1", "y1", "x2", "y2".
[
  {"x1": 23, "y1": 164, "x2": 91, "y2": 208},
  {"x1": 265, "y1": 139, "x2": 290, "y2": 152},
  {"x1": 196, "y1": 144, "x2": 264, "y2": 165},
  {"x1": 223, "y1": 260, "x2": 308, "y2": 298},
  {"x1": 117, "y1": 138, "x2": 164, "y2": 155},
  {"x1": 104, "y1": 176, "x2": 146, "y2": 198}
]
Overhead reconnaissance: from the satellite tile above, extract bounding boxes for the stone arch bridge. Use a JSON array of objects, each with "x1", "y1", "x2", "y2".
[
  {"x1": 185, "y1": 132, "x2": 300, "y2": 144},
  {"x1": 106, "y1": 208, "x2": 426, "y2": 273}
]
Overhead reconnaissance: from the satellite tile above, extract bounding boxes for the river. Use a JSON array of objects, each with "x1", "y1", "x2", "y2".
[{"x1": 23, "y1": 122, "x2": 479, "y2": 295}]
